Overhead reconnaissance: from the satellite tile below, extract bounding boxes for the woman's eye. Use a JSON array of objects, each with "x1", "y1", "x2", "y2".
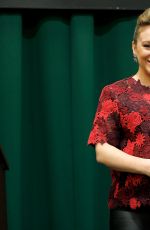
[{"x1": 143, "y1": 44, "x2": 150, "y2": 48}]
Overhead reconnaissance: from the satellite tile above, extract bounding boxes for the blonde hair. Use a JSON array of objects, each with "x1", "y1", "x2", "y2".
[{"x1": 133, "y1": 8, "x2": 150, "y2": 43}]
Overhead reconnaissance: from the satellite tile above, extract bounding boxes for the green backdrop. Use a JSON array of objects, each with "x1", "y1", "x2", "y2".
[{"x1": 0, "y1": 11, "x2": 137, "y2": 230}]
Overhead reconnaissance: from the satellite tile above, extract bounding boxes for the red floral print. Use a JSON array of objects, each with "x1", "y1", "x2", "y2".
[
  {"x1": 114, "y1": 183, "x2": 119, "y2": 198},
  {"x1": 127, "y1": 112, "x2": 142, "y2": 133},
  {"x1": 121, "y1": 112, "x2": 142, "y2": 133},
  {"x1": 129, "y1": 198, "x2": 141, "y2": 209},
  {"x1": 100, "y1": 99, "x2": 118, "y2": 120},
  {"x1": 135, "y1": 133, "x2": 145, "y2": 146},
  {"x1": 88, "y1": 76, "x2": 150, "y2": 210},
  {"x1": 125, "y1": 175, "x2": 142, "y2": 187},
  {"x1": 143, "y1": 93, "x2": 150, "y2": 100},
  {"x1": 123, "y1": 140, "x2": 135, "y2": 155},
  {"x1": 130, "y1": 92, "x2": 142, "y2": 101}
]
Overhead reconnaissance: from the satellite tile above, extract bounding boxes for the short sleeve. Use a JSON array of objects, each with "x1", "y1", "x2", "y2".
[{"x1": 88, "y1": 85, "x2": 121, "y2": 148}]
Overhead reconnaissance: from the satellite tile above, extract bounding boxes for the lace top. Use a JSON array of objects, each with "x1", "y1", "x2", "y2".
[{"x1": 88, "y1": 76, "x2": 150, "y2": 209}]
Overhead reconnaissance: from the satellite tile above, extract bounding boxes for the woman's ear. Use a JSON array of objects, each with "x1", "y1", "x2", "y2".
[
  {"x1": 132, "y1": 40, "x2": 137, "y2": 57},
  {"x1": 132, "y1": 41, "x2": 138, "y2": 62}
]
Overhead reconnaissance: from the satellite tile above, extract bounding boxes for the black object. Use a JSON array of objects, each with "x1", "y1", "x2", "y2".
[
  {"x1": 110, "y1": 208, "x2": 150, "y2": 230},
  {"x1": 0, "y1": 146, "x2": 9, "y2": 230}
]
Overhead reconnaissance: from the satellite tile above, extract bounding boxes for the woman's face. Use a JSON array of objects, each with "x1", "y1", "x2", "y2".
[{"x1": 132, "y1": 25, "x2": 150, "y2": 78}]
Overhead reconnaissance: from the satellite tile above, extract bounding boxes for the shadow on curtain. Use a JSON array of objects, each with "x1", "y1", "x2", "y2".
[{"x1": 0, "y1": 11, "x2": 137, "y2": 230}]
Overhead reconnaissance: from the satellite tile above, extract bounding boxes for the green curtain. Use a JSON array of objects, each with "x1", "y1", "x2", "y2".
[{"x1": 0, "y1": 12, "x2": 137, "y2": 230}]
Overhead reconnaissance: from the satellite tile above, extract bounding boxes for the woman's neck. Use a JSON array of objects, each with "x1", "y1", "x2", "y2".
[{"x1": 133, "y1": 71, "x2": 150, "y2": 87}]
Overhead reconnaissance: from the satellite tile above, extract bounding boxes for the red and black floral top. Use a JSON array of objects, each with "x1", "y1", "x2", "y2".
[{"x1": 88, "y1": 76, "x2": 150, "y2": 210}]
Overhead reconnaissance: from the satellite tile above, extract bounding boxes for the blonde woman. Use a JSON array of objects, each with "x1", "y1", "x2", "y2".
[{"x1": 88, "y1": 8, "x2": 150, "y2": 230}]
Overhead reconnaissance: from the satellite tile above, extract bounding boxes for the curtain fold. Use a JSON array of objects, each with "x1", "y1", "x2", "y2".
[
  {"x1": 0, "y1": 12, "x2": 137, "y2": 230},
  {"x1": 0, "y1": 14, "x2": 22, "y2": 230}
]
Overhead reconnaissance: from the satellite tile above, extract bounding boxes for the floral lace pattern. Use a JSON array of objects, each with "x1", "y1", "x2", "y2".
[{"x1": 88, "y1": 76, "x2": 150, "y2": 209}]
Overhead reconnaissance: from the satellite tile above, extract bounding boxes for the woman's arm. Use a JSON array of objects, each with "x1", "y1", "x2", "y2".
[{"x1": 95, "y1": 142, "x2": 150, "y2": 176}]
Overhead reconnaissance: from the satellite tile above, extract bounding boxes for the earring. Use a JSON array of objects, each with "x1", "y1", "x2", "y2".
[{"x1": 133, "y1": 55, "x2": 138, "y2": 63}]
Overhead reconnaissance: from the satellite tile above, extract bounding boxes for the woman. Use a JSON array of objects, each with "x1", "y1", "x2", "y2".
[{"x1": 88, "y1": 8, "x2": 150, "y2": 230}]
